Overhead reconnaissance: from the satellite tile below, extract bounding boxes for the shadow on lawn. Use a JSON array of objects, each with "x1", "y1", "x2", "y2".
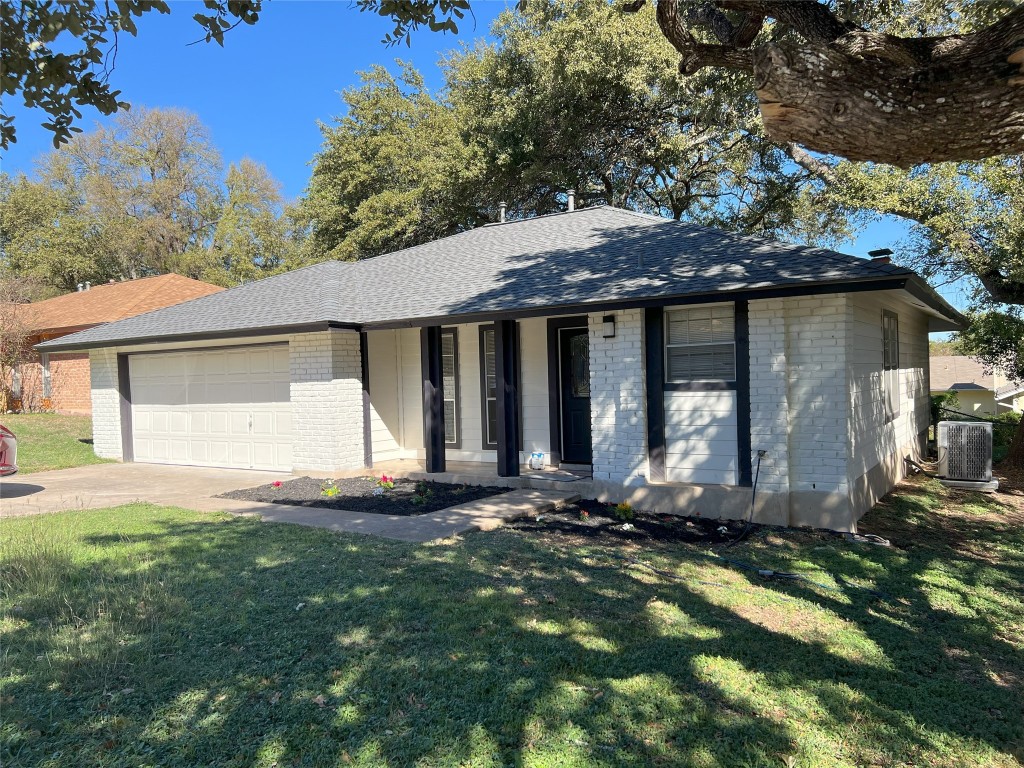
[{"x1": 2, "y1": 485, "x2": 1023, "y2": 767}]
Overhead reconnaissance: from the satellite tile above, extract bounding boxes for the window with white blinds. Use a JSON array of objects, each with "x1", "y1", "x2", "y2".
[
  {"x1": 665, "y1": 304, "x2": 736, "y2": 382},
  {"x1": 882, "y1": 310, "x2": 899, "y2": 422},
  {"x1": 479, "y1": 325, "x2": 522, "y2": 450},
  {"x1": 441, "y1": 330, "x2": 459, "y2": 446}
]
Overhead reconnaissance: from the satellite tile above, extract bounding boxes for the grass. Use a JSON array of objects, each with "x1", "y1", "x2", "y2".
[
  {"x1": 0, "y1": 413, "x2": 110, "y2": 474},
  {"x1": 2, "y1": 477, "x2": 1022, "y2": 767}
]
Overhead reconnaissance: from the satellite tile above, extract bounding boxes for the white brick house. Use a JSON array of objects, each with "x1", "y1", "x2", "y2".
[{"x1": 42, "y1": 207, "x2": 961, "y2": 531}]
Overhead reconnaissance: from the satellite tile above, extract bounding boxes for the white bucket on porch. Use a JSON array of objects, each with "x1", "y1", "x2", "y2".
[{"x1": 528, "y1": 452, "x2": 545, "y2": 470}]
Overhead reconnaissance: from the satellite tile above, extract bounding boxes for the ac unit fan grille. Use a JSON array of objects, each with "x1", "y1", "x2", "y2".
[{"x1": 938, "y1": 421, "x2": 993, "y2": 482}]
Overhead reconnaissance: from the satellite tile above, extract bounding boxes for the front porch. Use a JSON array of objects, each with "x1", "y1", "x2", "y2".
[
  {"x1": 335, "y1": 458, "x2": 594, "y2": 493},
  {"x1": 362, "y1": 313, "x2": 623, "y2": 481}
]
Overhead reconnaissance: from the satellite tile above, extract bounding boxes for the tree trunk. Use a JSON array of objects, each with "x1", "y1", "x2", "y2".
[
  {"x1": 1008, "y1": 417, "x2": 1024, "y2": 470},
  {"x1": 753, "y1": 39, "x2": 1024, "y2": 167},
  {"x1": 650, "y1": 0, "x2": 1024, "y2": 168}
]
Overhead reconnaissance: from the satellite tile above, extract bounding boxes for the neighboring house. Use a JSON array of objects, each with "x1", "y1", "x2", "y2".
[
  {"x1": 40, "y1": 206, "x2": 962, "y2": 531},
  {"x1": 9, "y1": 275, "x2": 223, "y2": 414},
  {"x1": 995, "y1": 381, "x2": 1024, "y2": 414},
  {"x1": 929, "y1": 355, "x2": 1020, "y2": 417}
]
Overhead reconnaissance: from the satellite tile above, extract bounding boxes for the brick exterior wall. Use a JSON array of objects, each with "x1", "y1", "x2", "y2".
[
  {"x1": 289, "y1": 330, "x2": 366, "y2": 473},
  {"x1": 8, "y1": 350, "x2": 92, "y2": 414},
  {"x1": 783, "y1": 295, "x2": 850, "y2": 497},
  {"x1": 588, "y1": 309, "x2": 647, "y2": 486},
  {"x1": 90, "y1": 349, "x2": 123, "y2": 459},
  {"x1": 49, "y1": 353, "x2": 92, "y2": 414},
  {"x1": 747, "y1": 299, "x2": 792, "y2": 496},
  {"x1": 748, "y1": 296, "x2": 854, "y2": 527}
]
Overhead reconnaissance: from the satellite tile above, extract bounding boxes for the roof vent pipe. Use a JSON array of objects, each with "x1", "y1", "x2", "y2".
[
  {"x1": 77, "y1": 283, "x2": 84, "y2": 292},
  {"x1": 498, "y1": 201, "x2": 507, "y2": 223},
  {"x1": 567, "y1": 189, "x2": 575, "y2": 212}
]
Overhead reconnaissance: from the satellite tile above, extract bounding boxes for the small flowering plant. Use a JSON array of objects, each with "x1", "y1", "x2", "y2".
[
  {"x1": 375, "y1": 474, "x2": 395, "y2": 491},
  {"x1": 320, "y1": 479, "x2": 339, "y2": 498},
  {"x1": 272, "y1": 480, "x2": 283, "y2": 488},
  {"x1": 579, "y1": 509, "x2": 590, "y2": 522}
]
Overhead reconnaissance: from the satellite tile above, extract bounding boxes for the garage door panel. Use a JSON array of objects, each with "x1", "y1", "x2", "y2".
[
  {"x1": 251, "y1": 410, "x2": 277, "y2": 436},
  {"x1": 169, "y1": 411, "x2": 188, "y2": 434},
  {"x1": 229, "y1": 412, "x2": 250, "y2": 436},
  {"x1": 248, "y1": 349, "x2": 272, "y2": 374},
  {"x1": 276, "y1": 411, "x2": 292, "y2": 435},
  {"x1": 208, "y1": 411, "x2": 230, "y2": 435},
  {"x1": 131, "y1": 346, "x2": 292, "y2": 471},
  {"x1": 209, "y1": 441, "x2": 230, "y2": 465},
  {"x1": 231, "y1": 442, "x2": 252, "y2": 466},
  {"x1": 170, "y1": 439, "x2": 189, "y2": 461},
  {"x1": 205, "y1": 381, "x2": 242, "y2": 405},
  {"x1": 189, "y1": 412, "x2": 208, "y2": 433}
]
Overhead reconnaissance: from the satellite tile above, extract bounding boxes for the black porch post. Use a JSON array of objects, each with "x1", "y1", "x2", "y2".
[
  {"x1": 644, "y1": 307, "x2": 666, "y2": 483},
  {"x1": 360, "y1": 331, "x2": 373, "y2": 469},
  {"x1": 494, "y1": 319, "x2": 520, "y2": 477},
  {"x1": 420, "y1": 326, "x2": 446, "y2": 473}
]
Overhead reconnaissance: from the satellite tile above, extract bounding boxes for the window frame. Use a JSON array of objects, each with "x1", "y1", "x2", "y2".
[
  {"x1": 663, "y1": 303, "x2": 738, "y2": 390},
  {"x1": 882, "y1": 309, "x2": 900, "y2": 422},
  {"x1": 440, "y1": 328, "x2": 461, "y2": 448},
  {"x1": 41, "y1": 353, "x2": 52, "y2": 399},
  {"x1": 479, "y1": 323, "x2": 523, "y2": 451}
]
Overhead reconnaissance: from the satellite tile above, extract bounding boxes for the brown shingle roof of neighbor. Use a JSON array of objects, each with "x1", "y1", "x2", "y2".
[
  {"x1": 929, "y1": 355, "x2": 996, "y2": 393},
  {"x1": 25, "y1": 274, "x2": 224, "y2": 334},
  {"x1": 38, "y1": 206, "x2": 965, "y2": 352}
]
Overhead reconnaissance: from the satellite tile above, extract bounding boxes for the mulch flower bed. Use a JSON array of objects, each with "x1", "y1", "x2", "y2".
[
  {"x1": 505, "y1": 498, "x2": 742, "y2": 545},
  {"x1": 218, "y1": 476, "x2": 508, "y2": 516}
]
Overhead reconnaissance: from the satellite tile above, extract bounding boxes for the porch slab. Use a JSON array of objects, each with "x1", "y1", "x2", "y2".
[
  {"x1": 329, "y1": 459, "x2": 595, "y2": 495},
  {"x1": 214, "y1": 488, "x2": 580, "y2": 543}
]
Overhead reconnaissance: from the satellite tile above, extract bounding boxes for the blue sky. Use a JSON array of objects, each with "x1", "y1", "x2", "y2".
[
  {"x1": 2, "y1": 0, "x2": 509, "y2": 200},
  {"x1": 1, "y1": 0, "x2": 968, "y2": 320}
]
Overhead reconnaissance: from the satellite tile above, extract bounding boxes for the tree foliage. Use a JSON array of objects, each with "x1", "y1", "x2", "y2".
[
  {"x1": 205, "y1": 158, "x2": 300, "y2": 285},
  {"x1": 303, "y1": 63, "x2": 485, "y2": 261},
  {"x1": 1, "y1": 107, "x2": 299, "y2": 294},
  {"x1": 303, "y1": 1, "x2": 848, "y2": 259}
]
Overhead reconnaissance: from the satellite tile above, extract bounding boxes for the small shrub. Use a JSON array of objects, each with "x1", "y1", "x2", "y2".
[
  {"x1": 410, "y1": 482, "x2": 434, "y2": 506},
  {"x1": 613, "y1": 502, "x2": 634, "y2": 522}
]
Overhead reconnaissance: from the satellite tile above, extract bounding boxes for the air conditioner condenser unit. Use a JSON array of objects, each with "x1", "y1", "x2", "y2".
[{"x1": 936, "y1": 421, "x2": 998, "y2": 491}]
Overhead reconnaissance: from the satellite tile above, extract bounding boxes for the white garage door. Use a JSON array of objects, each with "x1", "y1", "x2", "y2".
[{"x1": 130, "y1": 345, "x2": 293, "y2": 471}]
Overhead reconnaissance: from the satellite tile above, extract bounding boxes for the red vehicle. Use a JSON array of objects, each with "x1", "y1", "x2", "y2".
[{"x1": 0, "y1": 424, "x2": 17, "y2": 477}]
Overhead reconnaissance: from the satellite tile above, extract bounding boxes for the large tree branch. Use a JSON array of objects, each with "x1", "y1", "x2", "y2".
[
  {"x1": 977, "y1": 267, "x2": 1024, "y2": 306},
  {"x1": 641, "y1": 0, "x2": 1024, "y2": 166}
]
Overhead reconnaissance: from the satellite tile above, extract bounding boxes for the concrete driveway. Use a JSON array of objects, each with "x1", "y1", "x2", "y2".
[
  {"x1": 0, "y1": 463, "x2": 288, "y2": 518},
  {"x1": 0, "y1": 462, "x2": 577, "y2": 542}
]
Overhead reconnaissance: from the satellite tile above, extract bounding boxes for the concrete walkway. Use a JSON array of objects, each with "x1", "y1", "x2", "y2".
[
  {"x1": 0, "y1": 463, "x2": 579, "y2": 542},
  {"x1": 215, "y1": 488, "x2": 580, "y2": 542}
]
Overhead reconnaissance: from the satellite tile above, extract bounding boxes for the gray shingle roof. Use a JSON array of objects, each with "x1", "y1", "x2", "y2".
[{"x1": 39, "y1": 206, "x2": 960, "y2": 350}]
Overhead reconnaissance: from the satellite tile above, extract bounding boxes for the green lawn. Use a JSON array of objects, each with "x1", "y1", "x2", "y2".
[
  {"x1": 2, "y1": 477, "x2": 1022, "y2": 767},
  {"x1": 1, "y1": 413, "x2": 110, "y2": 474}
]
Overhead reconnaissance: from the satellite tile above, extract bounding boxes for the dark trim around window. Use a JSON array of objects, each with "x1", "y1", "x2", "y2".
[
  {"x1": 645, "y1": 301, "x2": 751, "y2": 487},
  {"x1": 441, "y1": 327, "x2": 461, "y2": 448},
  {"x1": 479, "y1": 323, "x2": 522, "y2": 452},
  {"x1": 882, "y1": 309, "x2": 900, "y2": 422}
]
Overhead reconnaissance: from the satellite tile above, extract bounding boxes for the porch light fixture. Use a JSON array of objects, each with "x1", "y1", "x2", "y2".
[{"x1": 602, "y1": 315, "x2": 616, "y2": 338}]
